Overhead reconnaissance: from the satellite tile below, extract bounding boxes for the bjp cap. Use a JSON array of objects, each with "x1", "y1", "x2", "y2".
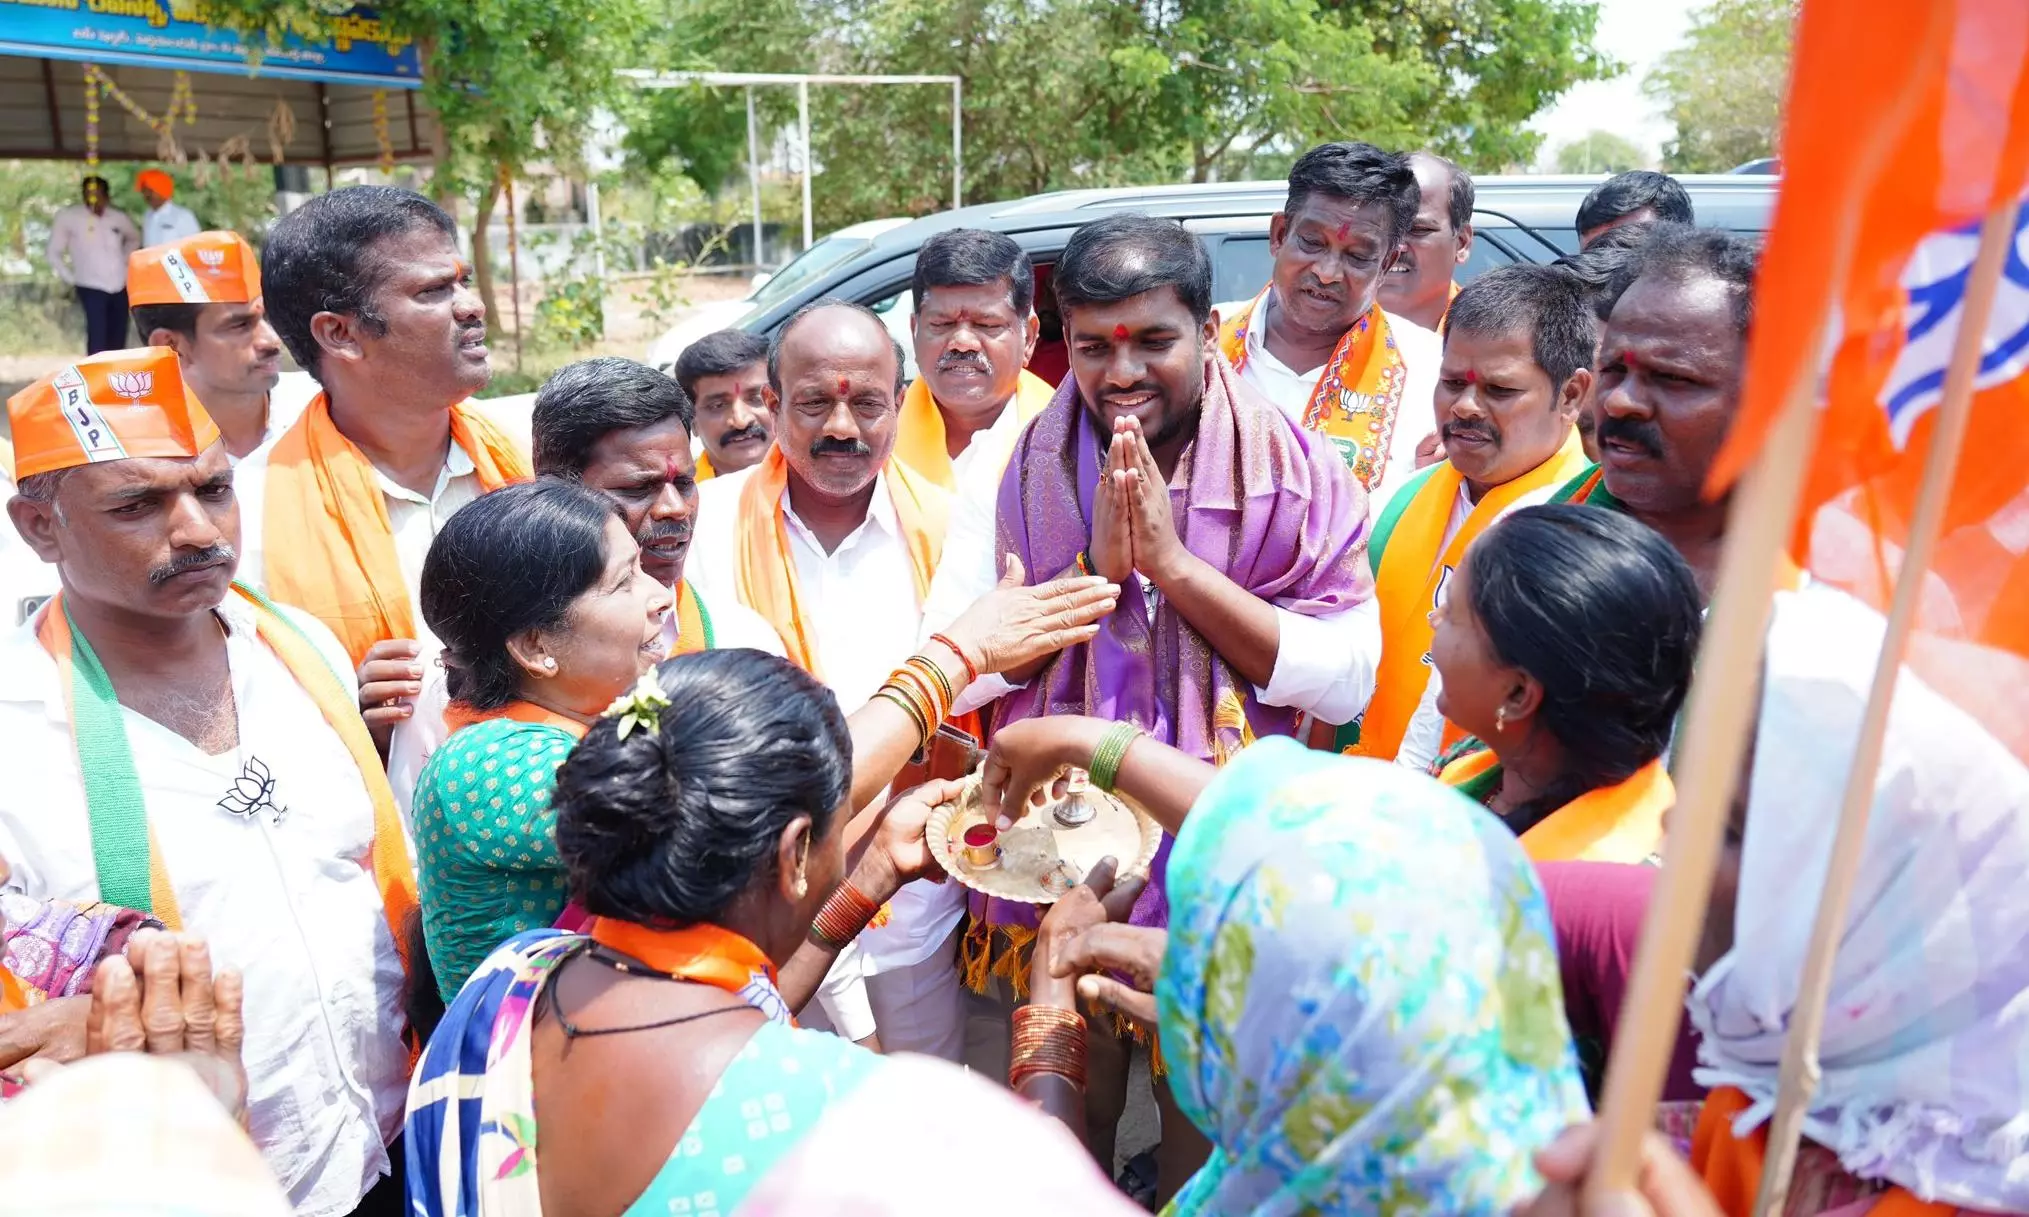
[
  {"x1": 135, "y1": 168, "x2": 175, "y2": 199},
  {"x1": 7, "y1": 348, "x2": 221, "y2": 480},
  {"x1": 128, "y1": 231, "x2": 261, "y2": 307}
]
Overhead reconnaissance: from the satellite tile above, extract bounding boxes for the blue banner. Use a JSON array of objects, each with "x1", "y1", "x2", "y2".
[{"x1": 0, "y1": 0, "x2": 423, "y2": 87}]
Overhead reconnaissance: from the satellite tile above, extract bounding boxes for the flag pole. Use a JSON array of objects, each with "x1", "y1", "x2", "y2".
[
  {"x1": 1749, "y1": 199, "x2": 2016, "y2": 1217},
  {"x1": 1584, "y1": 352, "x2": 1820, "y2": 1203}
]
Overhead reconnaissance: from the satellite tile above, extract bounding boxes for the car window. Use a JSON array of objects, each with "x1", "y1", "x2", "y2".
[
  {"x1": 749, "y1": 236, "x2": 876, "y2": 310},
  {"x1": 1212, "y1": 236, "x2": 1275, "y2": 305}
]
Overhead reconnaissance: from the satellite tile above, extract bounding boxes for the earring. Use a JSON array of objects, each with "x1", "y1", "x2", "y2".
[
  {"x1": 794, "y1": 874, "x2": 809, "y2": 900},
  {"x1": 1495, "y1": 705, "x2": 1509, "y2": 733},
  {"x1": 541, "y1": 657, "x2": 557, "y2": 673}
]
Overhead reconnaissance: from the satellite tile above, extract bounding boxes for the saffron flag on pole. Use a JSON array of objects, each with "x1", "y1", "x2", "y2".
[{"x1": 1707, "y1": 0, "x2": 2029, "y2": 761}]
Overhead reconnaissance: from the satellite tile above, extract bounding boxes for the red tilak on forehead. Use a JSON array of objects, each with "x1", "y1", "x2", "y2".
[
  {"x1": 837, "y1": 376, "x2": 851, "y2": 396},
  {"x1": 1462, "y1": 369, "x2": 1478, "y2": 384},
  {"x1": 1622, "y1": 352, "x2": 1641, "y2": 374},
  {"x1": 664, "y1": 456, "x2": 685, "y2": 483},
  {"x1": 1334, "y1": 221, "x2": 1352, "y2": 241},
  {"x1": 1112, "y1": 323, "x2": 1130, "y2": 341}
]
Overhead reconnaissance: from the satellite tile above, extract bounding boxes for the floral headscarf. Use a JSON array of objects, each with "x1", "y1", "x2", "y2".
[{"x1": 1158, "y1": 736, "x2": 1588, "y2": 1216}]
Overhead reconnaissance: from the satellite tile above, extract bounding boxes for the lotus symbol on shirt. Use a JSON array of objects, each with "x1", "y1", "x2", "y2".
[
  {"x1": 107, "y1": 371, "x2": 154, "y2": 402},
  {"x1": 219, "y1": 756, "x2": 286, "y2": 825},
  {"x1": 196, "y1": 248, "x2": 226, "y2": 268}
]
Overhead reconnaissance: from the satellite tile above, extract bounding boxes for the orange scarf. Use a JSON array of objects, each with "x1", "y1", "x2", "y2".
[
  {"x1": 696, "y1": 450, "x2": 717, "y2": 481},
  {"x1": 261, "y1": 392, "x2": 530, "y2": 668},
  {"x1": 1219, "y1": 289, "x2": 1410, "y2": 495},
  {"x1": 35, "y1": 586, "x2": 418, "y2": 977},
  {"x1": 1349, "y1": 432, "x2": 1589, "y2": 761},
  {"x1": 1693, "y1": 1086, "x2": 1954, "y2": 1217},
  {"x1": 588, "y1": 918, "x2": 786, "y2": 1011},
  {"x1": 893, "y1": 369, "x2": 1056, "y2": 491},
  {"x1": 1438, "y1": 749, "x2": 1673, "y2": 863},
  {"x1": 732, "y1": 447, "x2": 948, "y2": 677}
]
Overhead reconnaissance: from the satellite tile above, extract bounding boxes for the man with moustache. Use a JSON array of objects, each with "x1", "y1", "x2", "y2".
[
  {"x1": 944, "y1": 213, "x2": 1377, "y2": 1191},
  {"x1": 233, "y1": 186, "x2": 531, "y2": 752},
  {"x1": 894, "y1": 229, "x2": 1055, "y2": 492},
  {"x1": 0, "y1": 349, "x2": 417, "y2": 1217},
  {"x1": 1379, "y1": 151, "x2": 1475, "y2": 333},
  {"x1": 1339, "y1": 264, "x2": 1593, "y2": 768},
  {"x1": 1551, "y1": 226, "x2": 1760, "y2": 598},
  {"x1": 1218, "y1": 141, "x2": 1442, "y2": 510},
  {"x1": 127, "y1": 230, "x2": 297, "y2": 462},
  {"x1": 674, "y1": 329, "x2": 777, "y2": 478},
  {"x1": 685, "y1": 299, "x2": 973, "y2": 1061}
]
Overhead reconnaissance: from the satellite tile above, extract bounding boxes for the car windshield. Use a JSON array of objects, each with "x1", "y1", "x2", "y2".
[{"x1": 748, "y1": 236, "x2": 876, "y2": 311}]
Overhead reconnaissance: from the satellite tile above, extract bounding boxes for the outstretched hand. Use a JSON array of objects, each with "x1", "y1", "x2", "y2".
[
  {"x1": 942, "y1": 554, "x2": 1118, "y2": 678},
  {"x1": 89, "y1": 930, "x2": 248, "y2": 1121},
  {"x1": 979, "y1": 715, "x2": 1112, "y2": 826},
  {"x1": 1029, "y1": 857, "x2": 1146, "y2": 1011}
]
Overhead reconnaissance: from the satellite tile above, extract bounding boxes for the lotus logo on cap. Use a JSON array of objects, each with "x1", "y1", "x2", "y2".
[
  {"x1": 196, "y1": 248, "x2": 227, "y2": 268},
  {"x1": 108, "y1": 371, "x2": 155, "y2": 402}
]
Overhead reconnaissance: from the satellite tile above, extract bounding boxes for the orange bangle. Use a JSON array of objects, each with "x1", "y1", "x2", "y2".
[{"x1": 809, "y1": 880, "x2": 881, "y2": 949}]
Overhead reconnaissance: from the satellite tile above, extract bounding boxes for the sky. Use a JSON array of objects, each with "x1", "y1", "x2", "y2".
[{"x1": 1527, "y1": 0, "x2": 1702, "y2": 169}]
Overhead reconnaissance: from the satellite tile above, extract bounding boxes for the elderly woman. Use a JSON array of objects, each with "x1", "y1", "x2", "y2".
[
  {"x1": 984, "y1": 721, "x2": 1592, "y2": 1214},
  {"x1": 1426, "y1": 503, "x2": 1702, "y2": 862},
  {"x1": 409, "y1": 479, "x2": 673, "y2": 1002},
  {"x1": 402, "y1": 650, "x2": 1136, "y2": 1217}
]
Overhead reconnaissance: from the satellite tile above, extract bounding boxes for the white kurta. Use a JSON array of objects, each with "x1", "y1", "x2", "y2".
[{"x1": 0, "y1": 595, "x2": 408, "y2": 1217}]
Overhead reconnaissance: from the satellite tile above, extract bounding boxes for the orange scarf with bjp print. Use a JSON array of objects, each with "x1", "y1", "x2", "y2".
[{"x1": 1219, "y1": 287, "x2": 1411, "y2": 496}]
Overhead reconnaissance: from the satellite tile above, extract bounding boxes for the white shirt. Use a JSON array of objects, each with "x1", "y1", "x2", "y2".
[
  {"x1": 0, "y1": 474, "x2": 63, "y2": 630},
  {"x1": 1231, "y1": 289, "x2": 1442, "y2": 515},
  {"x1": 234, "y1": 373, "x2": 319, "y2": 466},
  {"x1": 688, "y1": 465, "x2": 966, "y2": 971},
  {"x1": 141, "y1": 201, "x2": 203, "y2": 250},
  {"x1": 946, "y1": 387, "x2": 1033, "y2": 490},
  {"x1": 1394, "y1": 476, "x2": 1565, "y2": 773},
  {"x1": 386, "y1": 585, "x2": 785, "y2": 819},
  {"x1": 921, "y1": 448, "x2": 1382, "y2": 726},
  {"x1": 235, "y1": 435, "x2": 487, "y2": 661},
  {"x1": 0, "y1": 596, "x2": 409, "y2": 1217},
  {"x1": 45, "y1": 204, "x2": 141, "y2": 293}
]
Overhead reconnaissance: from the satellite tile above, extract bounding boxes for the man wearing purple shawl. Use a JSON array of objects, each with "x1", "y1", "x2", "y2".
[{"x1": 921, "y1": 213, "x2": 1379, "y2": 1185}]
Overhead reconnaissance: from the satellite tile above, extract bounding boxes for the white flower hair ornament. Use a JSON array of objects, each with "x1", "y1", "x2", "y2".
[{"x1": 603, "y1": 671, "x2": 671, "y2": 740}]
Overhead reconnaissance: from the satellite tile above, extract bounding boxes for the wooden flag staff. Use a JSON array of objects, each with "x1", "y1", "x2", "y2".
[{"x1": 1749, "y1": 199, "x2": 2017, "y2": 1217}]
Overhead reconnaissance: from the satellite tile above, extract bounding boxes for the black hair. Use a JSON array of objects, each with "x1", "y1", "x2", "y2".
[
  {"x1": 911, "y1": 228, "x2": 1035, "y2": 316},
  {"x1": 672, "y1": 329, "x2": 770, "y2": 400},
  {"x1": 419, "y1": 477, "x2": 621, "y2": 712},
  {"x1": 1412, "y1": 151, "x2": 1475, "y2": 233},
  {"x1": 81, "y1": 175, "x2": 109, "y2": 198},
  {"x1": 260, "y1": 185, "x2": 458, "y2": 380},
  {"x1": 533, "y1": 357, "x2": 695, "y2": 479},
  {"x1": 1052, "y1": 213, "x2": 1213, "y2": 327},
  {"x1": 1602, "y1": 224, "x2": 1760, "y2": 343},
  {"x1": 1284, "y1": 142, "x2": 1420, "y2": 247},
  {"x1": 551, "y1": 649, "x2": 853, "y2": 927},
  {"x1": 1463, "y1": 504, "x2": 1703, "y2": 830},
  {"x1": 1554, "y1": 222, "x2": 1660, "y2": 320},
  {"x1": 767, "y1": 298, "x2": 907, "y2": 397},
  {"x1": 130, "y1": 302, "x2": 205, "y2": 344},
  {"x1": 1576, "y1": 171, "x2": 1695, "y2": 236},
  {"x1": 1445, "y1": 264, "x2": 1598, "y2": 392}
]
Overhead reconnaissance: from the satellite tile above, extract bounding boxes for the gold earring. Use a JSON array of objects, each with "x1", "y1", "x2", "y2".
[{"x1": 1495, "y1": 705, "x2": 1509, "y2": 733}]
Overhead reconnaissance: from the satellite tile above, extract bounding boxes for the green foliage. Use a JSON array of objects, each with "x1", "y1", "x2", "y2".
[
  {"x1": 1646, "y1": 0, "x2": 1797, "y2": 173},
  {"x1": 1553, "y1": 130, "x2": 1647, "y2": 174},
  {"x1": 629, "y1": 0, "x2": 1617, "y2": 233},
  {"x1": 533, "y1": 277, "x2": 606, "y2": 349}
]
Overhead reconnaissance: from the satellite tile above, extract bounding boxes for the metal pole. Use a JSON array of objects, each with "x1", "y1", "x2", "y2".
[
  {"x1": 586, "y1": 180, "x2": 607, "y2": 284},
  {"x1": 951, "y1": 78, "x2": 963, "y2": 209},
  {"x1": 747, "y1": 86, "x2": 764, "y2": 268},
  {"x1": 797, "y1": 79, "x2": 813, "y2": 249}
]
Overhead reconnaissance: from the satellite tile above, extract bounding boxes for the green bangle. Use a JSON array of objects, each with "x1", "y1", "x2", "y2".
[{"x1": 1087, "y1": 722, "x2": 1139, "y2": 792}]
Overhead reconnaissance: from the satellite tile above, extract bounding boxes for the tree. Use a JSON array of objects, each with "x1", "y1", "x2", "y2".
[
  {"x1": 1553, "y1": 130, "x2": 1646, "y2": 174},
  {"x1": 1323, "y1": 0, "x2": 1621, "y2": 169},
  {"x1": 202, "y1": 0, "x2": 653, "y2": 324},
  {"x1": 1645, "y1": 0, "x2": 1797, "y2": 172}
]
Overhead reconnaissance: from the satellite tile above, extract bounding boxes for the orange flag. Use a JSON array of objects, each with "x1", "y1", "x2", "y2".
[{"x1": 1707, "y1": 0, "x2": 2029, "y2": 762}]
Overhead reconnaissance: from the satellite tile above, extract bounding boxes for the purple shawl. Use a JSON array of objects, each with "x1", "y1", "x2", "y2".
[{"x1": 983, "y1": 355, "x2": 1372, "y2": 930}]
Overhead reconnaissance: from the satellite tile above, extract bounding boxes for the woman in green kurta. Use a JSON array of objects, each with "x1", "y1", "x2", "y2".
[{"x1": 411, "y1": 478, "x2": 673, "y2": 1001}]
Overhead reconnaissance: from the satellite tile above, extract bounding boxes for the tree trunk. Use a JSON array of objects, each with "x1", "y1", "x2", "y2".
[{"x1": 471, "y1": 177, "x2": 502, "y2": 341}]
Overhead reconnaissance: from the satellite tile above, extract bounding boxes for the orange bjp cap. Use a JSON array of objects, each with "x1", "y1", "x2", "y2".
[
  {"x1": 128, "y1": 230, "x2": 261, "y2": 307},
  {"x1": 136, "y1": 168, "x2": 175, "y2": 199},
  {"x1": 6, "y1": 348, "x2": 221, "y2": 480}
]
